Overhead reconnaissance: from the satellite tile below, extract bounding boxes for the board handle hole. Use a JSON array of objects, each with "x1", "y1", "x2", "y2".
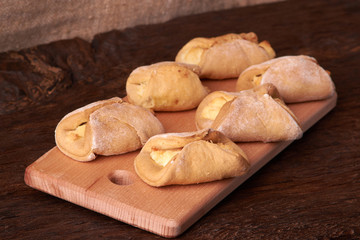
[{"x1": 108, "y1": 170, "x2": 134, "y2": 186}]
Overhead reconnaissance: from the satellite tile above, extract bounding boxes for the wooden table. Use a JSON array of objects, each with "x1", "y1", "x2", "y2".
[{"x1": 1, "y1": 0, "x2": 359, "y2": 239}]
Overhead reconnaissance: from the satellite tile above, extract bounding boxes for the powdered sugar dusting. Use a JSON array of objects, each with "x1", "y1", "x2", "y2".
[
  {"x1": 89, "y1": 102, "x2": 164, "y2": 154},
  {"x1": 258, "y1": 55, "x2": 335, "y2": 102},
  {"x1": 215, "y1": 90, "x2": 302, "y2": 142}
]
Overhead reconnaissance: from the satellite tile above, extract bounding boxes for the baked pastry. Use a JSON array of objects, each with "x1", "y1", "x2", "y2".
[
  {"x1": 126, "y1": 61, "x2": 209, "y2": 111},
  {"x1": 134, "y1": 128, "x2": 250, "y2": 187},
  {"x1": 195, "y1": 91, "x2": 241, "y2": 130},
  {"x1": 195, "y1": 84, "x2": 303, "y2": 142},
  {"x1": 55, "y1": 97, "x2": 165, "y2": 161},
  {"x1": 175, "y1": 32, "x2": 275, "y2": 79},
  {"x1": 236, "y1": 55, "x2": 335, "y2": 103}
]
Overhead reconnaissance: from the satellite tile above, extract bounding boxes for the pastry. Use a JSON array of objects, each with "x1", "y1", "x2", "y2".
[
  {"x1": 195, "y1": 84, "x2": 303, "y2": 142},
  {"x1": 134, "y1": 128, "x2": 250, "y2": 187},
  {"x1": 126, "y1": 61, "x2": 209, "y2": 111},
  {"x1": 55, "y1": 97, "x2": 165, "y2": 161},
  {"x1": 236, "y1": 55, "x2": 335, "y2": 103},
  {"x1": 175, "y1": 32, "x2": 275, "y2": 79},
  {"x1": 195, "y1": 90, "x2": 242, "y2": 130}
]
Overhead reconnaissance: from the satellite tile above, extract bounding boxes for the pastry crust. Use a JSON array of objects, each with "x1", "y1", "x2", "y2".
[
  {"x1": 236, "y1": 55, "x2": 336, "y2": 103},
  {"x1": 196, "y1": 84, "x2": 302, "y2": 142},
  {"x1": 134, "y1": 129, "x2": 249, "y2": 187},
  {"x1": 55, "y1": 97, "x2": 165, "y2": 161},
  {"x1": 126, "y1": 61, "x2": 209, "y2": 111},
  {"x1": 175, "y1": 32, "x2": 275, "y2": 79},
  {"x1": 195, "y1": 91, "x2": 240, "y2": 130}
]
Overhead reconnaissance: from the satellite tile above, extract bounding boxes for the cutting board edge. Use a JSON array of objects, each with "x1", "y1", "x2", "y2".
[{"x1": 301, "y1": 93, "x2": 337, "y2": 131}]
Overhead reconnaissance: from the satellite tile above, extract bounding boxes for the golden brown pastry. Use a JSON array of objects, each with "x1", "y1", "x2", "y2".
[
  {"x1": 126, "y1": 61, "x2": 209, "y2": 111},
  {"x1": 236, "y1": 55, "x2": 336, "y2": 103},
  {"x1": 195, "y1": 84, "x2": 303, "y2": 142},
  {"x1": 55, "y1": 97, "x2": 165, "y2": 162},
  {"x1": 175, "y1": 32, "x2": 275, "y2": 79},
  {"x1": 134, "y1": 128, "x2": 250, "y2": 187}
]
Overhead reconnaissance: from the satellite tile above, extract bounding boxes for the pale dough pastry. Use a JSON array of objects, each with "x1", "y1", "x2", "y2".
[
  {"x1": 55, "y1": 97, "x2": 165, "y2": 161},
  {"x1": 175, "y1": 32, "x2": 275, "y2": 79},
  {"x1": 195, "y1": 84, "x2": 303, "y2": 142},
  {"x1": 126, "y1": 61, "x2": 209, "y2": 111},
  {"x1": 134, "y1": 128, "x2": 250, "y2": 187},
  {"x1": 236, "y1": 55, "x2": 335, "y2": 103},
  {"x1": 196, "y1": 91, "x2": 241, "y2": 130}
]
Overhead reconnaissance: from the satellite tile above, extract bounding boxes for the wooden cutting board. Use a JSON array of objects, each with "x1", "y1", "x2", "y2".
[{"x1": 24, "y1": 79, "x2": 337, "y2": 238}]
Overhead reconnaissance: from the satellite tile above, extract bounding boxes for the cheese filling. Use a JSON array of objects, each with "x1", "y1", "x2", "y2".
[
  {"x1": 136, "y1": 81, "x2": 147, "y2": 97},
  {"x1": 201, "y1": 95, "x2": 235, "y2": 120},
  {"x1": 184, "y1": 47, "x2": 205, "y2": 65},
  {"x1": 66, "y1": 123, "x2": 87, "y2": 141},
  {"x1": 252, "y1": 74, "x2": 263, "y2": 86},
  {"x1": 150, "y1": 148, "x2": 181, "y2": 167},
  {"x1": 149, "y1": 140, "x2": 239, "y2": 167}
]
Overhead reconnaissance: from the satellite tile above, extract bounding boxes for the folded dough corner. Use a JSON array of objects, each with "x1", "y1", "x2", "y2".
[
  {"x1": 175, "y1": 32, "x2": 276, "y2": 79},
  {"x1": 196, "y1": 84, "x2": 303, "y2": 142},
  {"x1": 134, "y1": 129, "x2": 250, "y2": 187},
  {"x1": 55, "y1": 97, "x2": 165, "y2": 161}
]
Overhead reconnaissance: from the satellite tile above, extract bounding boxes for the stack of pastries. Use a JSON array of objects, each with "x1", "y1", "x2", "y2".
[{"x1": 55, "y1": 32, "x2": 335, "y2": 187}]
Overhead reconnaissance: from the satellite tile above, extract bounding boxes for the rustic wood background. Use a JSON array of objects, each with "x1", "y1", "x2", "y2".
[
  {"x1": 0, "y1": 0, "x2": 280, "y2": 52},
  {"x1": 1, "y1": 0, "x2": 360, "y2": 239}
]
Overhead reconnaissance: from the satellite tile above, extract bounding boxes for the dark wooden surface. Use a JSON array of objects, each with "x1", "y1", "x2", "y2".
[{"x1": 1, "y1": 0, "x2": 360, "y2": 239}]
